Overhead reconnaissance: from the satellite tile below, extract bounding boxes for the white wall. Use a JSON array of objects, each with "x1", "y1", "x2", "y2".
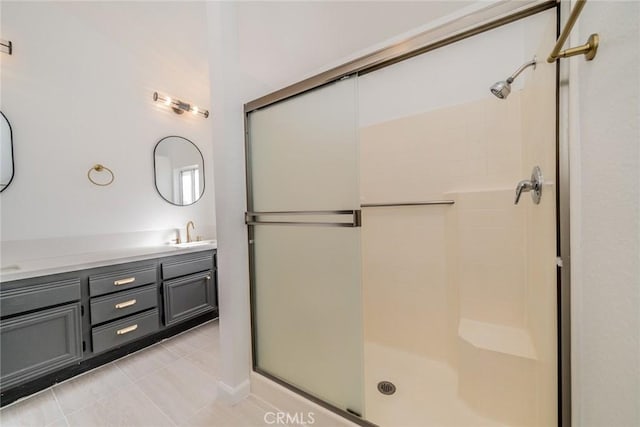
[
  {"x1": 235, "y1": 1, "x2": 474, "y2": 90},
  {"x1": 571, "y1": 2, "x2": 640, "y2": 426},
  {"x1": 207, "y1": 2, "x2": 258, "y2": 402},
  {"x1": 0, "y1": 2, "x2": 215, "y2": 245},
  {"x1": 359, "y1": 20, "x2": 527, "y2": 128}
]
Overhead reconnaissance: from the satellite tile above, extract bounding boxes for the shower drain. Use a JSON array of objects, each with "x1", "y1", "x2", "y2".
[{"x1": 377, "y1": 381, "x2": 396, "y2": 395}]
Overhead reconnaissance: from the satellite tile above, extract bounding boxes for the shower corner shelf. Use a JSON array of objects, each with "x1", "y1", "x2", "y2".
[{"x1": 457, "y1": 317, "x2": 537, "y2": 360}]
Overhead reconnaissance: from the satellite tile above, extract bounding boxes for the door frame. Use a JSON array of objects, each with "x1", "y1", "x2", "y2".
[{"x1": 243, "y1": 1, "x2": 570, "y2": 425}]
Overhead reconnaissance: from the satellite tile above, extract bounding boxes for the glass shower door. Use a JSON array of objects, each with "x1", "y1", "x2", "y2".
[{"x1": 246, "y1": 77, "x2": 364, "y2": 416}]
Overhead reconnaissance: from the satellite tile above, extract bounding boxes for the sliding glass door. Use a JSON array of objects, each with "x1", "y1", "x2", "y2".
[
  {"x1": 245, "y1": 7, "x2": 560, "y2": 426},
  {"x1": 246, "y1": 77, "x2": 364, "y2": 416}
]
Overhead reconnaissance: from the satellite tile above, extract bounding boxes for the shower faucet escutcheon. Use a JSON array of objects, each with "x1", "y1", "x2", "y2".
[{"x1": 515, "y1": 166, "x2": 543, "y2": 205}]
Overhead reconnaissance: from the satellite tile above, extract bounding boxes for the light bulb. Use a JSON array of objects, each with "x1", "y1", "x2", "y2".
[
  {"x1": 192, "y1": 106, "x2": 199, "y2": 115},
  {"x1": 164, "y1": 97, "x2": 172, "y2": 106}
]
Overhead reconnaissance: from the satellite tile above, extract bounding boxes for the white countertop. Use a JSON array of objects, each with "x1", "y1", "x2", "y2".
[{"x1": 0, "y1": 241, "x2": 217, "y2": 283}]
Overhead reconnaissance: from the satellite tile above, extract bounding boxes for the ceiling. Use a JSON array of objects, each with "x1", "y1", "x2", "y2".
[{"x1": 236, "y1": 1, "x2": 476, "y2": 89}]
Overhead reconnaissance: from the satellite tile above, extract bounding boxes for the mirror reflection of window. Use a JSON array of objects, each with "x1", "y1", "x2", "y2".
[
  {"x1": 153, "y1": 136, "x2": 205, "y2": 206},
  {"x1": 179, "y1": 166, "x2": 200, "y2": 205}
]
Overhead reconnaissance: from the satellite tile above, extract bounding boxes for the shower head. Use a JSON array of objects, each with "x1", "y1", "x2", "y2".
[
  {"x1": 490, "y1": 57, "x2": 537, "y2": 100},
  {"x1": 490, "y1": 80, "x2": 511, "y2": 99}
]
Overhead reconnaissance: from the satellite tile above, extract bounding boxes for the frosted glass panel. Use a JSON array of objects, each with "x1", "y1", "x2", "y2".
[
  {"x1": 253, "y1": 226, "x2": 363, "y2": 414},
  {"x1": 248, "y1": 77, "x2": 359, "y2": 211},
  {"x1": 247, "y1": 77, "x2": 363, "y2": 415}
]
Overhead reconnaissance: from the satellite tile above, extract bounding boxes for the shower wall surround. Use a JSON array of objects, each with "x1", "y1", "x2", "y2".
[
  {"x1": 0, "y1": 2, "x2": 215, "y2": 244},
  {"x1": 359, "y1": 10, "x2": 557, "y2": 427}
]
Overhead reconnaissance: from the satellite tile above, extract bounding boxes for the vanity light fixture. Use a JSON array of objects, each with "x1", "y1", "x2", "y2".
[
  {"x1": 153, "y1": 91, "x2": 209, "y2": 118},
  {"x1": 1, "y1": 39, "x2": 12, "y2": 55}
]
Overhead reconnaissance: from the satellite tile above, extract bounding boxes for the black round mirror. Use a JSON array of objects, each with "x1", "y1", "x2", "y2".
[
  {"x1": 0, "y1": 111, "x2": 15, "y2": 193},
  {"x1": 153, "y1": 136, "x2": 205, "y2": 206}
]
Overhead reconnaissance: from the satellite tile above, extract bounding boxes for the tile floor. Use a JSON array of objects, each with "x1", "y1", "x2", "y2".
[{"x1": 0, "y1": 320, "x2": 283, "y2": 427}]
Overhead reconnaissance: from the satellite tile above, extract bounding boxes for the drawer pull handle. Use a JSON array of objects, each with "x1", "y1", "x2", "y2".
[
  {"x1": 114, "y1": 277, "x2": 136, "y2": 286},
  {"x1": 115, "y1": 299, "x2": 137, "y2": 309},
  {"x1": 206, "y1": 275, "x2": 211, "y2": 280},
  {"x1": 116, "y1": 324, "x2": 138, "y2": 335}
]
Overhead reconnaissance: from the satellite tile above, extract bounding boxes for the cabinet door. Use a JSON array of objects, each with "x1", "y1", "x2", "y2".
[
  {"x1": 1, "y1": 303, "x2": 82, "y2": 389},
  {"x1": 163, "y1": 270, "x2": 215, "y2": 326}
]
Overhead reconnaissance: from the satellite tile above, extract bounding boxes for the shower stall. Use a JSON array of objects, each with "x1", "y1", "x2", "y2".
[{"x1": 245, "y1": 4, "x2": 564, "y2": 426}]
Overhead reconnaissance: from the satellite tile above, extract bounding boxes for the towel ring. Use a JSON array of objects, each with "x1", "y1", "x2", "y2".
[{"x1": 88, "y1": 164, "x2": 114, "y2": 186}]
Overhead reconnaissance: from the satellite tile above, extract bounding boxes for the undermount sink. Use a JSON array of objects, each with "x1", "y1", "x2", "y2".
[
  {"x1": 172, "y1": 240, "x2": 215, "y2": 249},
  {"x1": 0, "y1": 264, "x2": 21, "y2": 272}
]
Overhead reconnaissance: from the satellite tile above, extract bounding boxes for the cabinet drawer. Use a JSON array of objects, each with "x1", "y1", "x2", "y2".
[
  {"x1": 1, "y1": 303, "x2": 82, "y2": 389},
  {"x1": 89, "y1": 265, "x2": 156, "y2": 297},
  {"x1": 162, "y1": 253, "x2": 214, "y2": 280},
  {"x1": 163, "y1": 270, "x2": 215, "y2": 326},
  {"x1": 1, "y1": 279, "x2": 80, "y2": 318},
  {"x1": 90, "y1": 284, "x2": 157, "y2": 326},
  {"x1": 91, "y1": 309, "x2": 159, "y2": 354}
]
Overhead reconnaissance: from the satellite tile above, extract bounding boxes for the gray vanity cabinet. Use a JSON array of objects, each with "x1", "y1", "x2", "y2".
[
  {"x1": 162, "y1": 253, "x2": 216, "y2": 326},
  {"x1": 0, "y1": 248, "x2": 217, "y2": 406},
  {"x1": 0, "y1": 279, "x2": 83, "y2": 389}
]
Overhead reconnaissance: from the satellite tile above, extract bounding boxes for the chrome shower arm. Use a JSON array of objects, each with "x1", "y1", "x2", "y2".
[{"x1": 506, "y1": 58, "x2": 537, "y2": 84}]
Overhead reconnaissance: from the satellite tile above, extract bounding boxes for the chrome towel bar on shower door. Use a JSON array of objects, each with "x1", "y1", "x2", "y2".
[
  {"x1": 246, "y1": 202, "x2": 455, "y2": 226},
  {"x1": 245, "y1": 210, "x2": 362, "y2": 227},
  {"x1": 361, "y1": 200, "x2": 455, "y2": 208}
]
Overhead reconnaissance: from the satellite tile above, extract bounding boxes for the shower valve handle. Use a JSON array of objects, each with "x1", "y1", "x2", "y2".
[
  {"x1": 514, "y1": 166, "x2": 543, "y2": 205},
  {"x1": 515, "y1": 180, "x2": 533, "y2": 204}
]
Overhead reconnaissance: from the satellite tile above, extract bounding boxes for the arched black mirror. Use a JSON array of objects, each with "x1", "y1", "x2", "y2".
[
  {"x1": 0, "y1": 111, "x2": 15, "y2": 193},
  {"x1": 153, "y1": 136, "x2": 205, "y2": 206}
]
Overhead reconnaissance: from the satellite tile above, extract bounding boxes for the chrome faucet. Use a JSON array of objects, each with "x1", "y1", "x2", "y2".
[
  {"x1": 515, "y1": 166, "x2": 543, "y2": 205},
  {"x1": 186, "y1": 221, "x2": 195, "y2": 243}
]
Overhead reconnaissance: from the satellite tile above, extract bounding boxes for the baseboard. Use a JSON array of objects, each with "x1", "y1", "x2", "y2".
[{"x1": 217, "y1": 378, "x2": 251, "y2": 405}]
